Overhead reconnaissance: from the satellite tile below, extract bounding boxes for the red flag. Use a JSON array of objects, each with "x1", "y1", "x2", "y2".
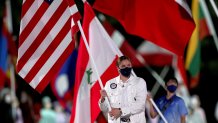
[
  {"x1": 16, "y1": 0, "x2": 80, "y2": 92},
  {"x1": 71, "y1": 2, "x2": 123, "y2": 123},
  {"x1": 93, "y1": 0, "x2": 195, "y2": 56},
  {"x1": 102, "y1": 18, "x2": 173, "y2": 67}
]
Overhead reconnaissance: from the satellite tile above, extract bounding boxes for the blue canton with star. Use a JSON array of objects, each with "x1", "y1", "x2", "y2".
[{"x1": 44, "y1": 0, "x2": 54, "y2": 4}]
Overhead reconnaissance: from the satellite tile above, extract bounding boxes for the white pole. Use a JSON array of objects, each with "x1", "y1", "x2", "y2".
[
  {"x1": 210, "y1": 0, "x2": 218, "y2": 18},
  {"x1": 150, "y1": 98, "x2": 168, "y2": 123},
  {"x1": 133, "y1": 55, "x2": 168, "y2": 123},
  {"x1": 151, "y1": 66, "x2": 170, "y2": 96},
  {"x1": 136, "y1": 53, "x2": 167, "y2": 90},
  {"x1": 77, "y1": 21, "x2": 112, "y2": 111},
  {"x1": 200, "y1": 0, "x2": 218, "y2": 52},
  {"x1": 10, "y1": 63, "x2": 16, "y2": 120}
]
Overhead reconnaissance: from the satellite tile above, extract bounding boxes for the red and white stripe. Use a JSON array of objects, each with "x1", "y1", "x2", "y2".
[{"x1": 16, "y1": 0, "x2": 80, "y2": 92}]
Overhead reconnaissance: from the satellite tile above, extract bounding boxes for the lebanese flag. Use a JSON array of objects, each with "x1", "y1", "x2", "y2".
[
  {"x1": 102, "y1": 20, "x2": 143, "y2": 67},
  {"x1": 70, "y1": 2, "x2": 123, "y2": 123},
  {"x1": 93, "y1": 0, "x2": 195, "y2": 56}
]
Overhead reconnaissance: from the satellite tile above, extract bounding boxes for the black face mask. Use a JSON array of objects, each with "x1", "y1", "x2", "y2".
[
  {"x1": 167, "y1": 85, "x2": 177, "y2": 93},
  {"x1": 119, "y1": 67, "x2": 132, "y2": 77}
]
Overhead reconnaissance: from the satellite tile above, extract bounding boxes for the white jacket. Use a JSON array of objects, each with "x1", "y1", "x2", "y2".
[{"x1": 99, "y1": 75, "x2": 147, "y2": 123}]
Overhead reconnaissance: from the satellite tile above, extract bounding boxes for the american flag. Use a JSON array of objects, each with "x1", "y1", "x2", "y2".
[{"x1": 16, "y1": 0, "x2": 80, "y2": 92}]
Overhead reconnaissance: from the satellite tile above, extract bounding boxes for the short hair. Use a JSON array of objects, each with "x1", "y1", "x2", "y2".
[
  {"x1": 116, "y1": 56, "x2": 131, "y2": 67},
  {"x1": 165, "y1": 77, "x2": 178, "y2": 85}
]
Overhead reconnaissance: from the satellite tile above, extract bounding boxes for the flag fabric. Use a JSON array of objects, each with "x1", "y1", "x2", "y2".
[
  {"x1": 93, "y1": 0, "x2": 195, "y2": 56},
  {"x1": 0, "y1": 28, "x2": 8, "y2": 89},
  {"x1": 16, "y1": 0, "x2": 80, "y2": 92},
  {"x1": 0, "y1": 0, "x2": 17, "y2": 89},
  {"x1": 137, "y1": 41, "x2": 188, "y2": 85},
  {"x1": 137, "y1": 41, "x2": 174, "y2": 67},
  {"x1": 51, "y1": 49, "x2": 78, "y2": 108},
  {"x1": 101, "y1": 14, "x2": 189, "y2": 87},
  {"x1": 185, "y1": 0, "x2": 210, "y2": 88},
  {"x1": 173, "y1": 56, "x2": 188, "y2": 86},
  {"x1": 102, "y1": 20, "x2": 143, "y2": 67},
  {"x1": 71, "y1": 2, "x2": 123, "y2": 123}
]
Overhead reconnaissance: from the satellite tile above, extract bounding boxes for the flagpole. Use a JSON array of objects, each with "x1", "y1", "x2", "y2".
[
  {"x1": 9, "y1": 62, "x2": 16, "y2": 121},
  {"x1": 132, "y1": 52, "x2": 168, "y2": 123},
  {"x1": 135, "y1": 53, "x2": 167, "y2": 90},
  {"x1": 77, "y1": 21, "x2": 112, "y2": 111},
  {"x1": 210, "y1": 0, "x2": 218, "y2": 18},
  {"x1": 200, "y1": 0, "x2": 218, "y2": 52},
  {"x1": 151, "y1": 66, "x2": 170, "y2": 96},
  {"x1": 150, "y1": 99, "x2": 168, "y2": 123}
]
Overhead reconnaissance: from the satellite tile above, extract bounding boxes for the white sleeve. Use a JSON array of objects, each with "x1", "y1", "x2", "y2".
[
  {"x1": 121, "y1": 78, "x2": 147, "y2": 116},
  {"x1": 98, "y1": 81, "x2": 110, "y2": 112}
]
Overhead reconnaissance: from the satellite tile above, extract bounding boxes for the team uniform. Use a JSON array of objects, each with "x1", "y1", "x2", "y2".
[{"x1": 99, "y1": 75, "x2": 147, "y2": 123}]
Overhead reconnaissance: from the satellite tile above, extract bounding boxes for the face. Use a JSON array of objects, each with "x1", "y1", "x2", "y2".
[
  {"x1": 166, "y1": 80, "x2": 177, "y2": 87},
  {"x1": 118, "y1": 59, "x2": 132, "y2": 69}
]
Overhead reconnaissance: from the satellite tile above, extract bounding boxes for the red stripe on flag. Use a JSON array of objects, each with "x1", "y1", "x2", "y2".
[
  {"x1": 71, "y1": 4, "x2": 93, "y2": 122},
  {"x1": 102, "y1": 21, "x2": 114, "y2": 36},
  {"x1": 70, "y1": 40, "x2": 89, "y2": 123},
  {"x1": 72, "y1": 12, "x2": 81, "y2": 24},
  {"x1": 35, "y1": 40, "x2": 75, "y2": 93},
  {"x1": 17, "y1": 0, "x2": 81, "y2": 92},
  {"x1": 141, "y1": 54, "x2": 173, "y2": 66},
  {"x1": 96, "y1": 112, "x2": 107, "y2": 123},
  {"x1": 21, "y1": 0, "x2": 35, "y2": 19},
  {"x1": 66, "y1": 0, "x2": 76, "y2": 7},
  {"x1": 91, "y1": 57, "x2": 119, "y2": 122},
  {"x1": 19, "y1": 2, "x2": 49, "y2": 46},
  {"x1": 23, "y1": 18, "x2": 71, "y2": 83},
  {"x1": 17, "y1": 1, "x2": 67, "y2": 72}
]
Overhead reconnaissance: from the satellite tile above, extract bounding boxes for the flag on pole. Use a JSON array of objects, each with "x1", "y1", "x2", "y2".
[
  {"x1": 51, "y1": 49, "x2": 78, "y2": 108},
  {"x1": 0, "y1": 0, "x2": 17, "y2": 89},
  {"x1": 102, "y1": 20, "x2": 143, "y2": 67},
  {"x1": 0, "y1": 28, "x2": 8, "y2": 89},
  {"x1": 16, "y1": 0, "x2": 80, "y2": 92},
  {"x1": 71, "y1": 2, "x2": 123, "y2": 123},
  {"x1": 185, "y1": 0, "x2": 210, "y2": 88},
  {"x1": 101, "y1": 15, "x2": 189, "y2": 87},
  {"x1": 93, "y1": 0, "x2": 195, "y2": 56}
]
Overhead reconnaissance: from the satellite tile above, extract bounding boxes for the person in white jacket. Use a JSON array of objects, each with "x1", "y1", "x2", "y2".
[{"x1": 99, "y1": 56, "x2": 147, "y2": 123}]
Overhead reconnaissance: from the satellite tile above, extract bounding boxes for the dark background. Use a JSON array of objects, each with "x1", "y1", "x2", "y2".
[{"x1": 0, "y1": 0, "x2": 218, "y2": 122}]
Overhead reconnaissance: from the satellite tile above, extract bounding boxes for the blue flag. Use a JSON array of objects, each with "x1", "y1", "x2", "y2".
[
  {"x1": 51, "y1": 49, "x2": 78, "y2": 108},
  {"x1": 0, "y1": 29, "x2": 8, "y2": 72}
]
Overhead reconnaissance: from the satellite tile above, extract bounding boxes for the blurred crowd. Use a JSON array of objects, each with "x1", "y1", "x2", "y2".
[
  {"x1": 0, "y1": 83, "x2": 214, "y2": 123},
  {"x1": 0, "y1": 88, "x2": 71, "y2": 123}
]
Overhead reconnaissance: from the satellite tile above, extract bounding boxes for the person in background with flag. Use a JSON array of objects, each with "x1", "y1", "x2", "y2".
[
  {"x1": 99, "y1": 56, "x2": 147, "y2": 123},
  {"x1": 147, "y1": 77, "x2": 188, "y2": 123}
]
